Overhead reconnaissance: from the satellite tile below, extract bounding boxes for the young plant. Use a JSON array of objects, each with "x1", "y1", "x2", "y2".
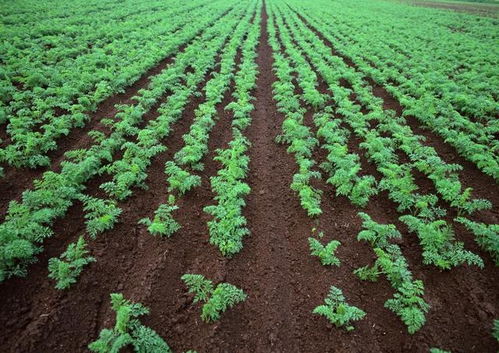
[
  {"x1": 139, "y1": 195, "x2": 181, "y2": 237},
  {"x1": 357, "y1": 212, "x2": 402, "y2": 247},
  {"x1": 48, "y1": 236, "x2": 95, "y2": 290},
  {"x1": 80, "y1": 195, "x2": 122, "y2": 238},
  {"x1": 165, "y1": 161, "x2": 201, "y2": 195},
  {"x1": 308, "y1": 233, "x2": 341, "y2": 266},
  {"x1": 181, "y1": 273, "x2": 247, "y2": 323},
  {"x1": 312, "y1": 286, "x2": 366, "y2": 331},
  {"x1": 493, "y1": 319, "x2": 499, "y2": 342},
  {"x1": 400, "y1": 215, "x2": 483, "y2": 269},
  {"x1": 181, "y1": 273, "x2": 214, "y2": 303},
  {"x1": 88, "y1": 293, "x2": 172, "y2": 353},
  {"x1": 456, "y1": 217, "x2": 498, "y2": 266},
  {"x1": 355, "y1": 213, "x2": 429, "y2": 334},
  {"x1": 384, "y1": 280, "x2": 429, "y2": 334}
]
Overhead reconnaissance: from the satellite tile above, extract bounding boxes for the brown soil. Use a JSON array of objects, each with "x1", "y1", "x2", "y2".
[
  {"x1": 0, "y1": 4, "x2": 498, "y2": 353},
  {"x1": 411, "y1": 1, "x2": 499, "y2": 17}
]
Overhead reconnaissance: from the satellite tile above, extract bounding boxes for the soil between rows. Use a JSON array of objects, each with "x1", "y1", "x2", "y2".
[{"x1": 0, "y1": 3, "x2": 498, "y2": 353}]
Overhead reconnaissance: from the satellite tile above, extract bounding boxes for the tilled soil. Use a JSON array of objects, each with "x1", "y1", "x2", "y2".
[
  {"x1": 0, "y1": 4, "x2": 498, "y2": 353},
  {"x1": 412, "y1": 1, "x2": 499, "y2": 17}
]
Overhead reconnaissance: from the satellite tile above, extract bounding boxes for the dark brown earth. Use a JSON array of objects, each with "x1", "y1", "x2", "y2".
[
  {"x1": 411, "y1": 0, "x2": 499, "y2": 17},
  {"x1": 0, "y1": 3, "x2": 498, "y2": 353}
]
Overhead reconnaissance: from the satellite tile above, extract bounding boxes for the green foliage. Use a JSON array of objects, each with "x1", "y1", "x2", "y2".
[
  {"x1": 202, "y1": 283, "x2": 247, "y2": 322},
  {"x1": 312, "y1": 286, "x2": 366, "y2": 331},
  {"x1": 181, "y1": 274, "x2": 214, "y2": 303},
  {"x1": 400, "y1": 215, "x2": 483, "y2": 269},
  {"x1": 0, "y1": 0, "x2": 252, "y2": 283},
  {"x1": 355, "y1": 245, "x2": 411, "y2": 286},
  {"x1": 139, "y1": 196, "x2": 180, "y2": 237},
  {"x1": 80, "y1": 195, "x2": 122, "y2": 238},
  {"x1": 88, "y1": 293, "x2": 172, "y2": 353},
  {"x1": 165, "y1": 161, "x2": 201, "y2": 195},
  {"x1": 48, "y1": 236, "x2": 95, "y2": 290},
  {"x1": 456, "y1": 217, "x2": 499, "y2": 266},
  {"x1": 355, "y1": 213, "x2": 429, "y2": 334},
  {"x1": 290, "y1": 162, "x2": 323, "y2": 217},
  {"x1": 443, "y1": 184, "x2": 491, "y2": 216},
  {"x1": 308, "y1": 234, "x2": 341, "y2": 266},
  {"x1": 271, "y1": 49, "x2": 323, "y2": 218},
  {"x1": 204, "y1": 135, "x2": 251, "y2": 257},
  {"x1": 357, "y1": 212, "x2": 401, "y2": 247},
  {"x1": 430, "y1": 349, "x2": 451, "y2": 353},
  {"x1": 493, "y1": 319, "x2": 499, "y2": 342},
  {"x1": 181, "y1": 273, "x2": 247, "y2": 322},
  {"x1": 100, "y1": 143, "x2": 165, "y2": 200},
  {"x1": 315, "y1": 112, "x2": 377, "y2": 207},
  {"x1": 384, "y1": 280, "x2": 429, "y2": 334}
]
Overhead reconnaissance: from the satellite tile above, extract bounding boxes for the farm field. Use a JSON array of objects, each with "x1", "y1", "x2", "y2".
[{"x1": 0, "y1": 0, "x2": 498, "y2": 352}]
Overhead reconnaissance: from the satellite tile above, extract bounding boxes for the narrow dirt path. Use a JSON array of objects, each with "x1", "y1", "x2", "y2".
[{"x1": 220, "y1": 5, "x2": 299, "y2": 351}]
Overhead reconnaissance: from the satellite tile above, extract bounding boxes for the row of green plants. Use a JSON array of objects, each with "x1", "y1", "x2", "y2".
[
  {"x1": 89, "y1": 293, "x2": 188, "y2": 353},
  {"x1": 100, "y1": 2, "x2": 251, "y2": 202},
  {"x1": 271, "y1": 2, "x2": 498, "y2": 339},
  {"x1": 204, "y1": 4, "x2": 261, "y2": 257},
  {"x1": 298, "y1": 0, "x2": 498, "y2": 123},
  {"x1": 47, "y1": 194, "x2": 123, "y2": 289},
  {"x1": 267, "y1": 0, "x2": 369, "y2": 334},
  {"x1": 267, "y1": 8, "x2": 323, "y2": 218},
  {"x1": 272, "y1": 9, "x2": 378, "y2": 208},
  {"x1": 282, "y1": 0, "x2": 491, "y2": 217},
  {"x1": 167, "y1": 3, "x2": 257, "y2": 176},
  {"x1": 354, "y1": 213, "x2": 429, "y2": 334},
  {"x1": 46, "y1": 13, "x2": 246, "y2": 284},
  {"x1": 288, "y1": 7, "x2": 495, "y2": 214},
  {"x1": 89, "y1": 274, "x2": 247, "y2": 352}
]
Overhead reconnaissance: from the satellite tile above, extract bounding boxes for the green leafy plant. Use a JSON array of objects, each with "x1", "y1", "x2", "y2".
[
  {"x1": 430, "y1": 349, "x2": 451, "y2": 353},
  {"x1": 312, "y1": 286, "x2": 366, "y2": 331},
  {"x1": 204, "y1": 135, "x2": 251, "y2": 257},
  {"x1": 48, "y1": 236, "x2": 95, "y2": 289},
  {"x1": 456, "y1": 217, "x2": 498, "y2": 266},
  {"x1": 308, "y1": 233, "x2": 341, "y2": 266},
  {"x1": 384, "y1": 280, "x2": 429, "y2": 334},
  {"x1": 139, "y1": 195, "x2": 180, "y2": 237},
  {"x1": 355, "y1": 213, "x2": 429, "y2": 334},
  {"x1": 88, "y1": 293, "x2": 172, "y2": 353},
  {"x1": 447, "y1": 186, "x2": 491, "y2": 215},
  {"x1": 181, "y1": 273, "x2": 247, "y2": 322},
  {"x1": 165, "y1": 161, "x2": 201, "y2": 195},
  {"x1": 357, "y1": 212, "x2": 402, "y2": 247},
  {"x1": 400, "y1": 215, "x2": 483, "y2": 269},
  {"x1": 80, "y1": 195, "x2": 122, "y2": 238},
  {"x1": 493, "y1": 319, "x2": 499, "y2": 342},
  {"x1": 181, "y1": 273, "x2": 214, "y2": 303}
]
